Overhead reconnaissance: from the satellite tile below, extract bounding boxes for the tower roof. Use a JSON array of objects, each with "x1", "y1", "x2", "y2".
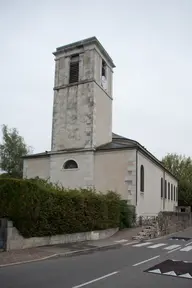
[{"x1": 53, "y1": 36, "x2": 115, "y2": 68}]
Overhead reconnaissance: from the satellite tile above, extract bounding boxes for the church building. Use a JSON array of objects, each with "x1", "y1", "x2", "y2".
[{"x1": 23, "y1": 37, "x2": 178, "y2": 217}]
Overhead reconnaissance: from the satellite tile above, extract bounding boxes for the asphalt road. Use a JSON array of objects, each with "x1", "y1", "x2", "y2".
[{"x1": 1, "y1": 229, "x2": 192, "y2": 288}]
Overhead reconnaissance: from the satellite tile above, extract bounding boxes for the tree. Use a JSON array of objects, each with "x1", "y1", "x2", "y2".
[
  {"x1": 162, "y1": 153, "x2": 192, "y2": 206},
  {"x1": 0, "y1": 125, "x2": 32, "y2": 178}
]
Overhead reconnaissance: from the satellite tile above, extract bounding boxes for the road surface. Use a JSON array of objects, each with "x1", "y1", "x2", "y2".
[{"x1": 0, "y1": 229, "x2": 192, "y2": 287}]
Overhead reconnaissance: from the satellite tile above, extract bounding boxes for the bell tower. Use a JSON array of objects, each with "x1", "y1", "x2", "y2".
[{"x1": 51, "y1": 37, "x2": 115, "y2": 151}]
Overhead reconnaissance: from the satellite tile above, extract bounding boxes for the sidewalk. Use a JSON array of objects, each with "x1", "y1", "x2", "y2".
[{"x1": 0, "y1": 227, "x2": 142, "y2": 267}]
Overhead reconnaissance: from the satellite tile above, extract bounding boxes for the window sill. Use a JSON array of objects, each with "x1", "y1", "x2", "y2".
[{"x1": 62, "y1": 168, "x2": 79, "y2": 171}]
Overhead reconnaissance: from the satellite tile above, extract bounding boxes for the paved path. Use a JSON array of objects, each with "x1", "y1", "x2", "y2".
[
  {"x1": 0, "y1": 227, "x2": 142, "y2": 266},
  {"x1": 0, "y1": 228, "x2": 192, "y2": 287}
]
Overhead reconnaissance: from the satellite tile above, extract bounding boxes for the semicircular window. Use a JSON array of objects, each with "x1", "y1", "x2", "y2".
[{"x1": 63, "y1": 160, "x2": 78, "y2": 169}]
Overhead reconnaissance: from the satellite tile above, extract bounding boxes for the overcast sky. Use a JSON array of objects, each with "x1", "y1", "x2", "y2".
[{"x1": 1, "y1": 0, "x2": 192, "y2": 159}]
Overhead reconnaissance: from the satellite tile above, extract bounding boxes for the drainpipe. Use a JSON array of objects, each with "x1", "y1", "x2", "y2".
[
  {"x1": 163, "y1": 169, "x2": 165, "y2": 210},
  {"x1": 136, "y1": 149, "x2": 138, "y2": 206}
]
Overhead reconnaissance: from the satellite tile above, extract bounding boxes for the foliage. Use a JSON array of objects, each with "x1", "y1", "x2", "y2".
[
  {"x1": 0, "y1": 178, "x2": 121, "y2": 237},
  {"x1": 178, "y1": 179, "x2": 192, "y2": 206},
  {"x1": 0, "y1": 173, "x2": 11, "y2": 178},
  {"x1": 162, "y1": 154, "x2": 192, "y2": 180},
  {"x1": 0, "y1": 125, "x2": 32, "y2": 178},
  {"x1": 119, "y1": 200, "x2": 136, "y2": 229},
  {"x1": 162, "y1": 153, "x2": 192, "y2": 206}
]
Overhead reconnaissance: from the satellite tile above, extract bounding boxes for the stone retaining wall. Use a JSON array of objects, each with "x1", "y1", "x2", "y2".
[
  {"x1": 157, "y1": 211, "x2": 192, "y2": 236},
  {"x1": 6, "y1": 221, "x2": 118, "y2": 251},
  {"x1": 133, "y1": 212, "x2": 192, "y2": 240}
]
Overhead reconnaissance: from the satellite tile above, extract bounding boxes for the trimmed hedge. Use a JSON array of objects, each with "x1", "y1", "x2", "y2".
[
  {"x1": 119, "y1": 200, "x2": 136, "y2": 229},
  {"x1": 0, "y1": 178, "x2": 121, "y2": 238}
]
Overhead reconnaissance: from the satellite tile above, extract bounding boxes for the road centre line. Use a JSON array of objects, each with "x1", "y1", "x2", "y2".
[
  {"x1": 72, "y1": 271, "x2": 119, "y2": 288},
  {"x1": 133, "y1": 255, "x2": 160, "y2": 267}
]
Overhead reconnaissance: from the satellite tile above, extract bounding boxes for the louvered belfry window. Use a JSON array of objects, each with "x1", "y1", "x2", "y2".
[{"x1": 69, "y1": 55, "x2": 79, "y2": 84}]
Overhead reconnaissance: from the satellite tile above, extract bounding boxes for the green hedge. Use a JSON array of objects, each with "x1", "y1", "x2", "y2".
[
  {"x1": 119, "y1": 200, "x2": 136, "y2": 229},
  {"x1": 0, "y1": 178, "x2": 121, "y2": 238}
]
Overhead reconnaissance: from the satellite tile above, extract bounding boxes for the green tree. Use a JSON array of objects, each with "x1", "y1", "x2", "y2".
[
  {"x1": 162, "y1": 153, "x2": 192, "y2": 206},
  {"x1": 0, "y1": 125, "x2": 32, "y2": 178}
]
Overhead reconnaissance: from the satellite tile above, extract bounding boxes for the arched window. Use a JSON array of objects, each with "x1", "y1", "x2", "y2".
[
  {"x1": 161, "y1": 178, "x2": 163, "y2": 198},
  {"x1": 140, "y1": 165, "x2": 144, "y2": 192},
  {"x1": 63, "y1": 160, "x2": 78, "y2": 169}
]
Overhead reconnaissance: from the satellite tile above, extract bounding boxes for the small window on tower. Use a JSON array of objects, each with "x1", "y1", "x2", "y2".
[
  {"x1": 69, "y1": 54, "x2": 79, "y2": 84},
  {"x1": 101, "y1": 59, "x2": 107, "y2": 90},
  {"x1": 102, "y1": 59, "x2": 107, "y2": 77}
]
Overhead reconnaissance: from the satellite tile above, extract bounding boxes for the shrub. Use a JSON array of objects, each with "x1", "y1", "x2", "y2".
[{"x1": 0, "y1": 178, "x2": 121, "y2": 238}]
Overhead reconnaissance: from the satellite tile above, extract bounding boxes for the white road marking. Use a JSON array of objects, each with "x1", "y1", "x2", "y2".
[
  {"x1": 133, "y1": 255, "x2": 160, "y2": 267},
  {"x1": 133, "y1": 242, "x2": 152, "y2": 247},
  {"x1": 179, "y1": 273, "x2": 192, "y2": 279},
  {"x1": 114, "y1": 239, "x2": 128, "y2": 243},
  {"x1": 148, "y1": 243, "x2": 166, "y2": 249},
  {"x1": 163, "y1": 245, "x2": 181, "y2": 250},
  {"x1": 148, "y1": 269, "x2": 161, "y2": 274},
  {"x1": 180, "y1": 245, "x2": 192, "y2": 252},
  {"x1": 167, "y1": 246, "x2": 181, "y2": 254},
  {"x1": 72, "y1": 271, "x2": 119, "y2": 288},
  {"x1": 163, "y1": 271, "x2": 177, "y2": 276},
  {"x1": 185, "y1": 241, "x2": 192, "y2": 247}
]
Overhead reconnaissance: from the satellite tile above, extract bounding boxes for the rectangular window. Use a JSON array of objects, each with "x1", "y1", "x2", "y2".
[
  {"x1": 168, "y1": 182, "x2": 170, "y2": 200},
  {"x1": 176, "y1": 187, "x2": 178, "y2": 201},
  {"x1": 69, "y1": 54, "x2": 79, "y2": 84},
  {"x1": 161, "y1": 178, "x2": 163, "y2": 198},
  {"x1": 102, "y1": 59, "x2": 107, "y2": 77},
  {"x1": 174, "y1": 186, "x2": 175, "y2": 201},
  {"x1": 171, "y1": 184, "x2": 173, "y2": 200},
  {"x1": 165, "y1": 180, "x2": 167, "y2": 199}
]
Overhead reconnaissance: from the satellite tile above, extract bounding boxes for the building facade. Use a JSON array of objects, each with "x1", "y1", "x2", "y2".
[{"x1": 23, "y1": 37, "x2": 178, "y2": 217}]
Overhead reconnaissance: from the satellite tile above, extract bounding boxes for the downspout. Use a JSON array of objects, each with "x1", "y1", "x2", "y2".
[
  {"x1": 136, "y1": 149, "x2": 138, "y2": 206},
  {"x1": 163, "y1": 169, "x2": 165, "y2": 210}
]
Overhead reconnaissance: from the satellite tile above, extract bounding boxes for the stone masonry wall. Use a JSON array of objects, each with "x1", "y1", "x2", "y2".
[
  {"x1": 133, "y1": 212, "x2": 192, "y2": 240},
  {"x1": 52, "y1": 82, "x2": 95, "y2": 151}
]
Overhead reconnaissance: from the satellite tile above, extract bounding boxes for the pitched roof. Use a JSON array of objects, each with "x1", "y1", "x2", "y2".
[{"x1": 96, "y1": 133, "x2": 137, "y2": 150}]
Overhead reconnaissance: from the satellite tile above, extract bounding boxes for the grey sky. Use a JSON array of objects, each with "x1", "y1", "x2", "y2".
[{"x1": 1, "y1": 0, "x2": 192, "y2": 159}]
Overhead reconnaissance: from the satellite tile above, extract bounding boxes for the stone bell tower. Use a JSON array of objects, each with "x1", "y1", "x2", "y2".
[{"x1": 51, "y1": 37, "x2": 115, "y2": 151}]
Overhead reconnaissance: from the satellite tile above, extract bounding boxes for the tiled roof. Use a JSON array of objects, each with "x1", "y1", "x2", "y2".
[{"x1": 96, "y1": 133, "x2": 137, "y2": 150}]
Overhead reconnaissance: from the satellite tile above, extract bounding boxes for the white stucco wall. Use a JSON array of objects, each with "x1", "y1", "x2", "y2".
[
  {"x1": 94, "y1": 83, "x2": 112, "y2": 147},
  {"x1": 23, "y1": 157, "x2": 50, "y2": 179},
  {"x1": 164, "y1": 172, "x2": 178, "y2": 212},
  {"x1": 137, "y1": 151, "x2": 178, "y2": 216},
  {"x1": 49, "y1": 151, "x2": 94, "y2": 188},
  {"x1": 94, "y1": 149, "x2": 136, "y2": 203}
]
